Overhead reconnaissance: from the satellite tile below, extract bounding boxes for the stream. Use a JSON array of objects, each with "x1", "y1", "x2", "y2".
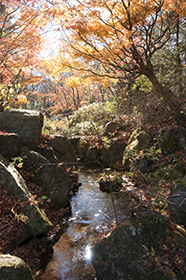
[{"x1": 38, "y1": 169, "x2": 131, "y2": 280}]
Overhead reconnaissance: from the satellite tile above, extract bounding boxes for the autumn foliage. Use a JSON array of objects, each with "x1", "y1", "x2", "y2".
[
  {"x1": 42, "y1": 0, "x2": 185, "y2": 118},
  {"x1": 0, "y1": 0, "x2": 185, "y2": 118},
  {"x1": 0, "y1": 0, "x2": 48, "y2": 110}
]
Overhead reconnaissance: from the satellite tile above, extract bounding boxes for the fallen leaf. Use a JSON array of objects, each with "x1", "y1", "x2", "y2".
[
  {"x1": 171, "y1": 270, "x2": 177, "y2": 278},
  {"x1": 151, "y1": 246, "x2": 155, "y2": 257}
]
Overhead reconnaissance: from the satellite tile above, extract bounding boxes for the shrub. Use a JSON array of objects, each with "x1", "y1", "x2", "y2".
[{"x1": 68, "y1": 102, "x2": 111, "y2": 127}]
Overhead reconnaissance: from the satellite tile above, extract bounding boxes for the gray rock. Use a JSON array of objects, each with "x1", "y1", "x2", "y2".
[
  {"x1": 128, "y1": 128, "x2": 151, "y2": 150},
  {"x1": 79, "y1": 136, "x2": 126, "y2": 164},
  {"x1": 171, "y1": 184, "x2": 186, "y2": 212},
  {"x1": 123, "y1": 129, "x2": 151, "y2": 169},
  {"x1": 0, "y1": 109, "x2": 43, "y2": 150},
  {"x1": 22, "y1": 149, "x2": 71, "y2": 209},
  {"x1": 132, "y1": 155, "x2": 148, "y2": 173},
  {"x1": 79, "y1": 136, "x2": 93, "y2": 160},
  {"x1": 101, "y1": 139, "x2": 126, "y2": 164},
  {"x1": 37, "y1": 147, "x2": 58, "y2": 163},
  {"x1": 158, "y1": 129, "x2": 186, "y2": 155},
  {"x1": 50, "y1": 135, "x2": 78, "y2": 169},
  {"x1": 86, "y1": 146, "x2": 100, "y2": 161},
  {"x1": 0, "y1": 133, "x2": 22, "y2": 160},
  {"x1": 169, "y1": 184, "x2": 186, "y2": 227},
  {"x1": 0, "y1": 254, "x2": 35, "y2": 280},
  {"x1": 139, "y1": 156, "x2": 149, "y2": 173},
  {"x1": 0, "y1": 155, "x2": 52, "y2": 245},
  {"x1": 69, "y1": 136, "x2": 80, "y2": 154},
  {"x1": 92, "y1": 211, "x2": 186, "y2": 280}
]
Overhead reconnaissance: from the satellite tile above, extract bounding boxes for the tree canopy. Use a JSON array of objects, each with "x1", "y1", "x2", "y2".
[
  {"x1": 43, "y1": 0, "x2": 186, "y2": 118},
  {"x1": 0, "y1": 0, "x2": 48, "y2": 109},
  {"x1": 0, "y1": 0, "x2": 185, "y2": 119}
]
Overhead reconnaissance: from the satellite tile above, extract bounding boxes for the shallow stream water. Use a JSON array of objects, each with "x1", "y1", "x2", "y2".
[{"x1": 38, "y1": 169, "x2": 131, "y2": 280}]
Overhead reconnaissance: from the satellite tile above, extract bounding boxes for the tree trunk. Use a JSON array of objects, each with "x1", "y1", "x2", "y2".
[
  {"x1": 143, "y1": 64, "x2": 182, "y2": 119},
  {"x1": 175, "y1": 18, "x2": 183, "y2": 97}
]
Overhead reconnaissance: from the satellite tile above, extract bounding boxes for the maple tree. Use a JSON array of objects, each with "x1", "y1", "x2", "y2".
[
  {"x1": 30, "y1": 69, "x2": 113, "y2": 117},
  {"x1": 37, "y1": 77, "x2": 83, "y2": 115},
  {"x1": 43, "y1": 0, "x2": 186, "y2": 120},
  {"x1": 0, "y1": 0, "x2": 48, "y2": 110}
]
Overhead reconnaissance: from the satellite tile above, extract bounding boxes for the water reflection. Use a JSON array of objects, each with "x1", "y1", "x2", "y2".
[
  {"x1": 85, "y1": 245, "x2": 92, "y2": 261},
  {"x1": 38, "y1": 169, "x2": 129, "y2": 280}
]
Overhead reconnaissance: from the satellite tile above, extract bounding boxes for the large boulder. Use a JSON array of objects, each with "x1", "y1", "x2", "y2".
[
  {"x1": 86, "y1": 146, "x2": 100, "y2": 162},
  {"x1": 101, "y1": 139, "x2": 126, "y2": 164},
  {"x1": 0, "y1": 254, "x2": 35, "y2": 280},
  {"x1": 0, "y1": 155, "x2": 52, "y2": 245},
  {"x1": 50, "y1": 135, "x2": 78, "y2": 169},
  {"x1": 22, "y1": 149, "x2": 72, "y2": 209},
  {"x1": 37, "y1": 147, "x2": 58, "y2": 163},
  {"x1": 69, "y1": 136, "x2": 80, "y2": 154},
  {"x1": 123, "y1": 129, "x2": 151, "y2": 169},
  {"x1": 132, "y1": 155, "x2": 149, "y2": 174},
  {"x1": 79, "y1": 136, "x2": 94, "y2": 161},
  {"x1": 0, "y1": 132, "x2": 22, "y2": 160},
  {"x1": 92, "y1": 211, "x2": 186, "y2": 280},
  {"x1": 169, "y1": 184, "x2": 186, "y2": 227},
  {"x1": 79, "y1": 136, "x2": 126, "y2": 165},
  {"x1": 157, "y1": 129, "x2": 186, "y2": 155},
  {"x1": 0, "y1": 109, "x2": 43, "y2": 150}
]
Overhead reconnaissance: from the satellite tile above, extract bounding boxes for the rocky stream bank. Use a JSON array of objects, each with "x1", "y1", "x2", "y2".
[{"x1": 0, "y1": 108, "x2": 186, "y2": 280}]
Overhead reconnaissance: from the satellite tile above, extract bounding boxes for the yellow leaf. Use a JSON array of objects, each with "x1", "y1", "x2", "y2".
[
  {"x1": 171, "y1": 270, "x2": 177, "y2": 279},
  {"x1": 154, "y1": 257, "x2": 161, "y2": 267},
  {"x1": 142, "y1": 244, "x2": 148, "y2": 252},
  {"x1": 163, "y1": 244, "x2": 168, "y2": 251},
  {"x1": 151, "y1": 246, "x2": 155, "y2": 257}
]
